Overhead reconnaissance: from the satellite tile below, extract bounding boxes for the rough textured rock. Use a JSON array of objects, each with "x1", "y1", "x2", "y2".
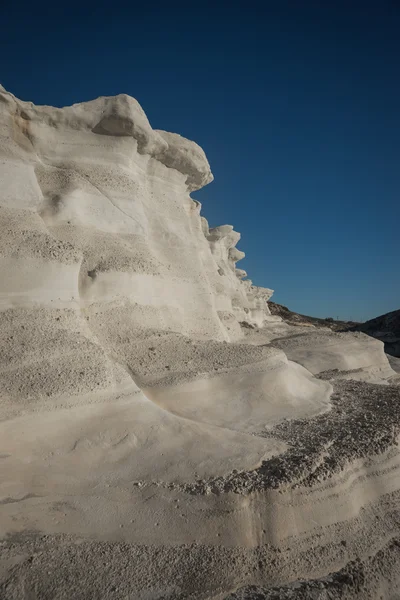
[
  {"x1": 270, "y1": 329, "x2": 396, "y2": 384},
  {"x1": 0, "y1": 87, "x2": 399, "y2": 599},
  {"x1": 202, "y1": 219, "x2": 280, "y2": 337}
]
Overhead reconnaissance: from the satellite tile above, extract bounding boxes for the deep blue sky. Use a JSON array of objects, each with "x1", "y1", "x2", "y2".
[{"x1": 1, "y1": 1, "x2": 399, "y2": 321}]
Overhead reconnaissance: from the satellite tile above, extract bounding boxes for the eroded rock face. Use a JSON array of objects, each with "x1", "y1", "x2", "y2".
[
  {"x1": 271, "y1": 329, "x2": 396, "y2": 384},
  {"x1": 0, "y1": 86, "x2": 286, "y2": 410},
  {"x1": 201, "y1": 218, "x2": 281, "y2": 338},
  {"x1": 1, "y1": 87, "x2": 399, "y2": 600},
  {"x1": 0, "y1": 86, "x2": 396, "y2": 407},
  {"x1": 0, "y1": 87, "x2": 274, "y2": 346}
]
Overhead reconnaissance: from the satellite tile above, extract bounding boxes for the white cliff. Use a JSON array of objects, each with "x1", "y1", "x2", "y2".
[{"x1": 0, "y1": 87, "x2": 399, "y2": 599}]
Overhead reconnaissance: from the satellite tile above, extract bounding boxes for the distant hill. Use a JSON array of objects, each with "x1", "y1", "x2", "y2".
[
  {"x1": 268, "y1": 302, "x2": 400, "y2": 358},
  {"x1": 352, "y1": 309, "x2": 400, "y2": 358},
  {"x1": 267, "y1": 301, "x2": 358, "y2": 331}
]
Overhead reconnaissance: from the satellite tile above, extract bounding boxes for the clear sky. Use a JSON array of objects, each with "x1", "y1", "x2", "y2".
[{"x1": 1, "y1": 1, "x2": 399, "y2": 321}]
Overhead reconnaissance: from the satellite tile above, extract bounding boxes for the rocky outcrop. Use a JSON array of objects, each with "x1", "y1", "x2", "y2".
[
  {"x1": 200, "y1": 219, "x2": 281, "y2": 338},
  {"x1": 271, "y1": 329, "x2": 397, "y2": 384},
  {"x1": 0, "y1": 85, "x2": 287, "y2": 413},
  {"x1": 0, "y1": 86, "x2": 274, "y2": 350},
  {"x1": 0, "y1": 86, "x2": 399, "y2": 600}
]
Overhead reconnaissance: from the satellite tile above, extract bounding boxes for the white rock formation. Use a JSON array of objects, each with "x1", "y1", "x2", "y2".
[
  {"x1": 0, "y1": 87, "x2": 399, "y2": 599},
  {"x1": 201, "y1": 220, "x2": 281, "y2": 336},
  {"x1": 0, "y1": 84, "x2": 334, "y2": 486},
  {"x1": 271, "y1": 328, "x2": 396, "y2": 383},
  {"x1": 0, "y1": 86, "x2": 278, "y2": 347}
]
